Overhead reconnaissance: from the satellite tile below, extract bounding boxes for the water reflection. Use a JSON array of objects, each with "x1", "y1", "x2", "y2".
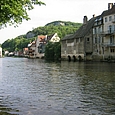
[{"x1": 0, "y1": 58, "x2": 115, "y2": 115}]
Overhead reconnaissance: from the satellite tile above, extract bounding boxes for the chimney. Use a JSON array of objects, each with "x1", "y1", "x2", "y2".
[
  {"x1": 83, "y1": 16, "x2": 88, "y2": 24},
  {"x1": 108, "y1": 3, "x2": 113, "y2": 10},
  {"x1": 93, "y1": 14, "x2": 96, "y2": 18}
]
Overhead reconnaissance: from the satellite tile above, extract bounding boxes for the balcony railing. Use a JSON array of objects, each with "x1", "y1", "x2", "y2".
[
  {"x1": 94, "y1": 30, "x2": 115, "y2": 35},
  {"x1": 101, "y1": 42, "x2": 115, "y2": 47}
]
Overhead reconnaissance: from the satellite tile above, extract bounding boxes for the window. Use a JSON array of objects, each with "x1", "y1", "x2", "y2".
[
  {"x1": 108, "y1": 25, "x2": 112, "y2": 33},
  {"x1": 94, "y1": 28, "x2": 96, "y2": 34},
  {"x1": 105, "y1": 17, "x2": 107, "y2": 22},
  {"x1": 110, "y1": 36, "x2": 114, "y2": 44},
  {"x1": 98, "y1": 37, "x2": 101, "y2": 43},
  {"x1": 98, "y1": 27, "x2": 101, "y2": 33},
  {"x1": 111, "y1": 49, "x2": 115, "y2": 53},
  {"x1": 109, "y1": 16, "x2": 112, "y2": 21},
  {"x1": 102, "y1": 37, "x2": 104, "y2": 43},
  {"x1": 95, "y1": 38, "x2": 97, "y2": 43},
  {"x1": 87, "y1": 38, "x2": 89, "y2": 42}
]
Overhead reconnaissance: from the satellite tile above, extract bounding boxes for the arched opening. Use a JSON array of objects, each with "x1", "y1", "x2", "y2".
[
  {"x1": 73, "y1": 55, "x2": 76, "y2": 62},
  {"x1": 78, "y1": 55, "x2": 82, "y2": 61},
  {"x1": 68, "y1": 55, "x2": 71, "y2": 62}
]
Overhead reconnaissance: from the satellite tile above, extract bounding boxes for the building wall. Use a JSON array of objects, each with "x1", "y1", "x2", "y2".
[
  {"x1": 103, "y1": 13, "x2": 115, "y2": 60},
  {"x1": 61, "y1": 37, "x2": 85, "y2": 61},
  {"x1": 92, "y1": 18, "x2": 104, "y2": 61},
  {"x1": 103, "y1": 14, "x2": 115, "y2": 33},
  {"x1": 0, "y1": 47, "x2": 2, "y2": 58}
]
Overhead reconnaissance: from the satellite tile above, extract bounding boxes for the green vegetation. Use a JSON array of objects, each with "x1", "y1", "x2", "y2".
[
  {"x1": 2, "y1": 37, "x2": 35, "y2": 52},
  {"x1": 45, "y1": 42, "x2": 61, "y2": 61},
  {"x1": 0, "y1": 0, "x2": 45, "y2": 28},
  {"x1": 1, "y1": 21, "x2": 82, "y2": 55}
]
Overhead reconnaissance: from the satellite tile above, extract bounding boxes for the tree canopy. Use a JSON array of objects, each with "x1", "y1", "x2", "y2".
[{"x1": 0, "y1": 0, "x2": 45, "y2": 28}]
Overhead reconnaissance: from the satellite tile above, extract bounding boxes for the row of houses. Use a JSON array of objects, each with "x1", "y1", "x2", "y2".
[
  {"x1": 61, "y1": 3, "x2": 115, "y2": 61},
  {"x1": 26, "y1": 33, "x2": 60, "y2": 58}
]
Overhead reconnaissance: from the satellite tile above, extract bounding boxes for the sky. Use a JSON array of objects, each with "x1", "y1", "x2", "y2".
[{"x1": 0, "y1": 0, "x2": 115, "y2": 44}]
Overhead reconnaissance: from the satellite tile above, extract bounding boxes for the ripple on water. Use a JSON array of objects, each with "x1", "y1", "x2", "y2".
[{"x1": 0, "y1": 58, "x2": 115, "y2": 115}]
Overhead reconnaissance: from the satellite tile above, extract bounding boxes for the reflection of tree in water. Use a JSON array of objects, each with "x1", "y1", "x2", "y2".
[
  {"x1": 0, "y1": 104, "x2": 18, "y2": 115},
  {"x1": 0, "y1": 112, "x2": 12, "y2": 115}
]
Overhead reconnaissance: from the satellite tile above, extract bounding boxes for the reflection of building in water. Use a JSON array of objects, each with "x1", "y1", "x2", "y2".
[{"x1": 0, "y1": 47, "x2": 2, "y2": 58}]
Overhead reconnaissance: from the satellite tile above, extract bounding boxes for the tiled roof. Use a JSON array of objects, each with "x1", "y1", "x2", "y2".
[
  {"x1": 38, "y1": 35, "x2": 47, "y2": 42},
  {"x1": 74, "y1": 17, "x2": 96, "y2": 38},
  {"x1": 62, "y1": 17, "x2": 96, "y2": 40},
  {"x1": 47, "y1": 34, "x2": 55, "y2": 41},
  {"x1": 61, "y1": 34, "x2": 74, "y2": 41},
  {"x1": 24, "y1": 48, "x2": 28, "y2": 51},
  {"x1": 101, "y1": 5, "x2": 115, "y2": 16}
]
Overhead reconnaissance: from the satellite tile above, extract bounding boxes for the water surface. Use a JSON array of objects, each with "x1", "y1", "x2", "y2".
[{"x1": 0, "y1": 57, "x2": 115, "y2": 115}]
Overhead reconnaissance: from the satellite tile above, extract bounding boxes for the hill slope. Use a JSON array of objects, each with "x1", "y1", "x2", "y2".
[{"x1": 2, "y1": 21, "x2": 82, "y2": 52}]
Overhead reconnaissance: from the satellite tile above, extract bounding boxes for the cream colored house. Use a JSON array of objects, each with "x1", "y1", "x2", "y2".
[
  {"x1": 101, "y1": 3, "x2": 115, "y2": 60},
  {"x1": 35, "y1": 35, "x2": 47, "y2": 58},
  {"x1": 49, "y1": 33, "x2": 60, "y2": 42},
  {"x1": 28, "y1": 41, "x2": 36, "y2": 58},
  {"x1": 92, "y1": 3, "x2": 115, "y2": 61},
  {"x1": 0, "y1": 47, "x2": 2, "y2": 57}
]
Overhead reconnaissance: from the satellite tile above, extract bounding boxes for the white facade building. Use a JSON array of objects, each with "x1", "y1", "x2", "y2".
[{"x1": 0, "y1": 47, "x2": 2, "y2": 57}]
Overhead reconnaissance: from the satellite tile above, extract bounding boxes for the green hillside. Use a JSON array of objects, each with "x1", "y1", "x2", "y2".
[{"x1": 2, "y1": 21, "x2": 82, "y2": 52}]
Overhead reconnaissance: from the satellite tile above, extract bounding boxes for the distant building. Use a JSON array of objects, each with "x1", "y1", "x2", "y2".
[
  {"x1": 28, "y1": 41, "x2": 36, "y2": 58},
  {"x1": 0, "y1": 47, "x2": 2, "y2": 57},
  {"x1": 28, "y1": 33, "x2": 60, "y2": 58},
  {"x1": 23, "y1": 48, "x2": 29, "y2": 56},
  {"x1": 4, "y1": 51, "x2": 9, "y2": 56}
]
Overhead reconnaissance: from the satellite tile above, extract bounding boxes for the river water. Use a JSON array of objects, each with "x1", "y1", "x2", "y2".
[{"x1": 0, "y1": 57, "x2": 115, "y2": 115}]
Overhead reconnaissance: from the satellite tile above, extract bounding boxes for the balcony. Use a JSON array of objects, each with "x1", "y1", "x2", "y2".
[
  {"x1": 101, "y1": 42, "x2": 115, "y2": 47},
  {"x1": 98, "y1": 30, "x2": 115, "y2": 35},
  {"x1": 106, "y1": 30, "x2": 115, "y2": 35}
]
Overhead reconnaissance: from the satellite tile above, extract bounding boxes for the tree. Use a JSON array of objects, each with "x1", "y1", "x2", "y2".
[
  {"x1": 45, "y1": 42, "x2": 61, "y2": 61},
  {"x1": 0, "y1": 0, "x2": 45, "y2": 28}
]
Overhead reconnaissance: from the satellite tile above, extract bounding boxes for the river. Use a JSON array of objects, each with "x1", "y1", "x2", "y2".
[{"x1": 0, "y1": 57, "x2": 115, "y2": 115}]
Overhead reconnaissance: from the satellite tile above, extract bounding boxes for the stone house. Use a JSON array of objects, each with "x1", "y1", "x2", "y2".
[
  {"x1": 61, "y1": 3, "x2": 115, "y2": 62},
  {"x1": 101, "y1": 3, "x2": 115, "y2": 60},
  {"x1": 61, "y1": 16, "x2": 96, "y2": 61},
  {"x1": 92, "y1": 3, "x2": 115, "y2": 61}
]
